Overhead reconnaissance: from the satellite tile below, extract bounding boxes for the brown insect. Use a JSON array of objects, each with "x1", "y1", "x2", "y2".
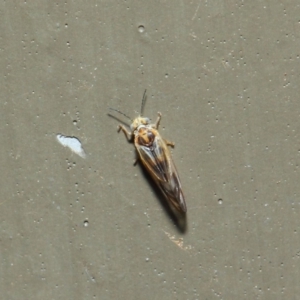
[{"x1": 110, "y1": 90, "x2": 186, "y2": 213}]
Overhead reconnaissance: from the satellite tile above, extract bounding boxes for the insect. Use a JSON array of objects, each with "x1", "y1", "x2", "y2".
[{"x1": 110, "y1": 90, "x2": 187, "y2": 213}]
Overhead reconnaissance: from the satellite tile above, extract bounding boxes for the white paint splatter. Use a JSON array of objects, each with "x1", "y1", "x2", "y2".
[{"x1": 56, "y1": 134, "x2": 86, "y2": 158}]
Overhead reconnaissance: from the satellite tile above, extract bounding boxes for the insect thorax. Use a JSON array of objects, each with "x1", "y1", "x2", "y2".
[{"x1": 135, "y1": 125, "x2": 155, "y2": 147}]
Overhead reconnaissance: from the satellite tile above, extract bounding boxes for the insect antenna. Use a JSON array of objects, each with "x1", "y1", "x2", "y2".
[
  {"x1": 109, "y1": 108, "x2": 133, "y2": 122},
  {"x1": 140, "y1": 89, "x2": 147, "y2": 116}
]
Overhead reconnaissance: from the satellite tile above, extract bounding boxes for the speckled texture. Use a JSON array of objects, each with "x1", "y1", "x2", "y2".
[{"x1": 1, "y1": 1, "x2": 300, "y2": 299}]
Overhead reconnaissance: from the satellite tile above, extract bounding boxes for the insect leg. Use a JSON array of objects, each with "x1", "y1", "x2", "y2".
[
  {"x1": 153, "y1": 113, "x2": 175, "y2": 147},
  {"x1": 153, "y1": 112, "x2": 162, "y2": 129},
  {"x1": 118, "y1": 125, "x2": 133, "y2": 141},
  {"x1": 164, "y1": 139, "x2": 175, "y2": 148}
]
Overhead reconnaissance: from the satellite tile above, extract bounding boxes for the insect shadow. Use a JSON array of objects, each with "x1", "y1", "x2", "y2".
[{"x1": 107, "y1": 113, "x2": 131, "y2": 128}]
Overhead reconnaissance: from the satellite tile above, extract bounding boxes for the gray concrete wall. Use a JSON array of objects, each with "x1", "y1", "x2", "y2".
[{"x1": 1, "y1": 1, "x2": 300, "y2": 299}]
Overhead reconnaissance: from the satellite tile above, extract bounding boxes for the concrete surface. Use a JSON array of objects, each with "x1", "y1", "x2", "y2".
[{"x1": 1, "y1": 1, "x2": 300, "y2": 299}]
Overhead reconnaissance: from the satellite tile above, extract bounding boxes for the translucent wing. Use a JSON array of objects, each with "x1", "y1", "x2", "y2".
[{"x1": 136, "y1": 134, "x2": 186, "y2": 212}]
